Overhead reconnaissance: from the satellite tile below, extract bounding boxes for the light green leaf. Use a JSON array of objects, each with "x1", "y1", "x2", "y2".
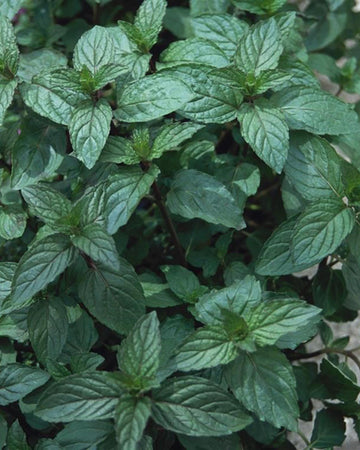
[
  {"x1": 225, "y1": 348, "x2": 298, "y2": 430},
  {"x1": 78, "y1": 259, "x2": 145, "y2": 336},
  {"x1": 166, "y1": 169, "x2": 244, "y2": 229},
  {"x1": 134, "y1": 0, "x2": 167, "y2": 49},
  {"x1": 55, "y1": 420, "x2": 113, "y2": 449},
  {"x1": 100, "y1": 136, "x2": 138, "y2": 165},
  {"x1": 0, "y1": 16, "x2": 19, "y2": 76},
  {"x1": 17, "y1": 49, "x2": 68, "y2": 83},
  {"x1": 292, "y1": 199, "x2": 355, "y2": 265},
  {"x1": 0, "y1": 0, "x2": 24, "y2": 20},
  {"x1": 151, "y1": 122, "x2": 204, "y2": 159},
  {"x1": 174, "y1": 326, "x2": 238, "y2": 371},
  {"x1": 245, "y1": 299, "x2": 321, "y2": 347},
  {"x1": 255, "y1": 216, "x2": 311, "y2": 276},
  {"x1": 118, "y1": 312, "x2": 161, "y2": 389},
  {"x1": 0, "y1": 205, "x2": 26, "y2": 240},
  {"x1": 191, "y1": 14, "x2": 248, "y2": 58},
  {"x1": 190, "y1": 0, "x2": 230, "y2": 15},
  {"x1": 0, "y1": 79, "x2": 16, "y2": 126},
  {"x1": 69, "y1": 99, "x2": 112, "y2": 169},
  {"x1": 35, "y1": 372, "x2": 124, "y2": 422},
  {"x1": 72, "y1": 223, "x2": 120, "y2": 270},
  {"x1": 114, "y1": 395, "x2": 151, "y2": 450},
  {"x1": 103, "y1": 165, "x2": 159, "y2": 234},
  {"x1": 238, "y1": 100, "x2": 289, "y2": 173},
  {"x1": 235, "y1": 18, "x2": 283, "y2": 75},
  {"x1": 160, "y1": 38, "x2": 230, "y2": 68},
  {"x1": 21, "y1": 184, "x2": 72, "y2": 224},
  {"x1": 27, "y1": 297, "x2": 68, "y2": 364},
  {"x1": 285, "y1": 132, "x2": 345, "y2": 201},
  {"x1": 152, "y1": 376, "x2": 252, "y2": 436},
  {"x1": 271, "y1": 86, "x2": 360, "y2": 135},
  {"x1": 11, "y1": 234, "x2": 76, "y2": 306},
  {"x1": 195, "y1": 276, "x2": 262, "y2": 325},
  {"x1": 0, "y1": 363, "x2": 50, "y2": 405},
  {"x1": 115, "y1": 74, "x2": 194, "y2": 122},
  {"x1": 73, "y1": 26, "x2": 116, "y2": 75}
]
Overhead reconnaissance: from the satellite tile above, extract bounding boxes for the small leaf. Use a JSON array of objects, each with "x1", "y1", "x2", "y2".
[
  {"x1": 134, "y1": 0, "x2": 167, "y2": 50},
  {"x1": 310, "y1": 409, "x2": 346, "y2": 449},
  {"x1": 69, "y1": 99, "x2": 112, "y2": 169},
  {"x1": 152, "y1": 376, "x2": 252, "y2": 436},
  {"x1": 35, "y1": 372, "x2": 124, "y2": 422},
  {"x1": 55, "y1": 420, "x2": 113, "y2": 449},
  {"x1": 0, "y1": 79, "x2": 17, "y2": 127},
  {"x1": 0, "y1": 205, "x2": 26, "y2": 240},
  {"x1": 114, "y1": 395, "x2": 151, "y2": 450}
]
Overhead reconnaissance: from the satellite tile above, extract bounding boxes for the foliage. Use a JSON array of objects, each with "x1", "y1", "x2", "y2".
[{"x1": 1, "y1": 0, "x2": 360, "y2": 448}]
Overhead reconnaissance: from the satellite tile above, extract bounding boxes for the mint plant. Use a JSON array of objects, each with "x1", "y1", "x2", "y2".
[{"x1": 1, "y1": 0, "x2": 360, "y2": 448}]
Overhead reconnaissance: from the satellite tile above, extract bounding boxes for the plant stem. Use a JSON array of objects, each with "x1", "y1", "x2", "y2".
[
  {"x1": 290, "y1": 347, "x2": 360, "y2": 371},
  {"x1": 152, "y1": 180, "x2": 187, "y2": 267}
]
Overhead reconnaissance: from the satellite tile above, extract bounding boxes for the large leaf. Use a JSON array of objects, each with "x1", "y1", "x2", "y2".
[
  {"x1": 191, "y1": 14, "x2": 248, "y2": 58},
  {"x1": 11, "y1": 234, "x2": 76, "y2": 307},
  {"x1": 285, "y1": 132, "x2": 345, "y2": 201},
  {"x1": 166, "y1": 169, "x2": 244, "y2": 229},
  {"x1": 0, "y1": 364, "x2": 49, "y2": 405},
  {"x1": 27, "y1": 297, "x2": 68, "y2": 364},
  {"x1": 103, "y1": 165, "x2": 159, "y2": 234},
  {"x1": 114, "y1": 395, "x2": 151, "y2": 450},
  {"x1": 238, "y1": 100, "x2": 289, "y2": 173},
  {"x1": 71, "y1": 223, "x2": 120, "y2": 270},
  {"x1": 291, "y1": 199, "x2": 355, "y2": 265},
  {"x1": 225, "y1": 348, "x2": 298, "y2": 430},
  {"x1": 117, "y1": 312, "x2": 161, "y2": 389},
  {"x1": 35, "y1": 372, "x2": 124, "y2": 422},
  {"x1": 235, "y1": 18, "x2": 283, "y2": 75},
  {"x1": 69, "y1": 99, "x2": 112, "y2": 169},
  {"x1": 78, "y1": 259, "x2": 145, "y2": 335},
  {"x1": 152, "y1": 376, "x2": 252, "y2": 436},
  {"x1": 115, "y1": 74, "x2": 194, "y2": 122},
  {"x1": 134, "y1": 0, "x2": 167, "y2": 49},
  {"x1": 55, "y1": 421, "x2": 113, "y2": 449},
  {"x1": 272, "y1": 86, "x2": 360, "y2": 135},
  {"x1": 174, "y1": 326, "x2": 238, "y2": 371}
]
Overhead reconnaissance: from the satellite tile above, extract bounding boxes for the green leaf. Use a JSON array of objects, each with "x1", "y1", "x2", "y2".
[
  {"x1": 69, "y1": 99, "x2": 112, "y2": 169},
  {"x1": 271, "y1": 86, "x2": 360, "y2": 135},
  {"x1": 117, "y1": 312, "x2": 161, "y2": 390},
  {"x1": 0, "y1": 262, "x2": 16, "y2": 305},
  {"x1": 152, "y1": 376, "x2": 252, "y2": 436},
  {"x1": 225, "y1": 348, "x2": 298, "y2": 430},
  {"x1": 115, "y1": 74, "x2": 194, "y2": 122},
  {"x1": 114, "y1": 395, "x2": 151, "y2": 450},
  {"x1": 245, "y1": 298, "x2": 321, "y2": 347},
  {"x1": 238, "y1": 100, "x2": 289, "y2": 173},
  {"x1": 235, "y1": 18, "x2": 283, "y2": 75},
  {"x1": 21, "y1": 184, "x2": 72, "y2": 225},
  {"x1": 103, "y1": 165, "x2": 159, "y2": 234},
  {"x1": 20, "y1": 71, "x2": 88, "y2": 126},
  {"x1": 78, "y1": 259, "x2": 145, "y2": 336},
  {"x1": 162, "y1": 265, "x2": 202, "y2": 302},
  {"x1": 17, "y1": 49, "x2": 68, "y2": 84},
  {"x1": 285, "y1": 132, "x2": 345, "y2": 201},
  {"x1": 160, "y1": 38, "x2": 230, "y2": 68},
  {"x1": 0, "y1": 205, "x2": 27, "y2": 240},
  {"x1": 27, "y1": 297, "x2": 68, "y2": 364},
  {"x1": 73, "y1": 26, "x2": 116, "y2": 75},
  {"x1": 320, "y1": 358, "x2": 360, "y2": 403},
  {"x1": 177, "y1": 434, "x2": 242, "y2": 450},
  {"x1": 0, "y1": 16, "x2": 19, "y2": 76},
  {"x1": 191, "y1": 14, "x2": 248, "y2": 58},
  {"x1": 310, "y1": 409, "x2": 346, "y2": 449},
  {"x1": 0, "y1": 79, "x2": 16, "y2": 127},
  {"x1": 174, "y1": 326, "x2": 238, "y2": 371},
  {"x1": 0, "y1": 0, "x2": 24, "y2": 20},
  {"x1": 312, "y1": 266, "x2": 347, "y2": 316},
  {"x1": 255, "y1": 216, "x2": 312, "y2": 276},
  {"x1": 0, "y1": 364, "x2": 50, "y2": 405},
  {"x1": 35, "y1": 372, "x2": 124, "y2": 422},
  {"x1": 166, "y1": 169, "x2": 245, "y2": 229},
  {"x1": 0, "y1": 415, "x2": 7, "y2": 449},
  {"x1": 164, "y1": 64, "x2": 243, "y2": 123},
  {"x1": 72, "y1": 223, "x2": 120, "y2": 270},
  {"x1": 11, "y1": 234, "x2": 76, "y2": 307},
  {"x1": 55, "y1": 420, "x2": 113, "y2": 449},
  {"x1": 190, "y1": 0, "x2": 230, "y2": 15},
  {"x1": 151, "y1": 122, "x2": 204, "y2": 160},
  {"x1": 292, "y1": 199, "x2": 355, "y2": 265},
  {"x1": 195, "y1": 276, "x2": 262, "y2": 326},
  {"x1": 100, "y1": 136, "x2": 139, "y2": 165},
  {"x1": 134, "y1": 0, "x2": 167, "y2": 50},
  {"x1": 6, "y1": 420, "x2": 30, "y2": 450}
]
